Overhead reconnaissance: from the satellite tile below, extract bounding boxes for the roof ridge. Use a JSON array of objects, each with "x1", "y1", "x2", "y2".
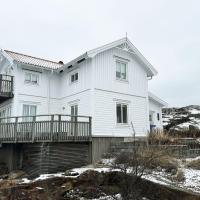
[{"x1": 4, "y1": 50, "x2": 64, "y2": 65}]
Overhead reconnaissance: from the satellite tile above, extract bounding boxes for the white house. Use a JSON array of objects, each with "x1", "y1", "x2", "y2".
[{"x1": 0, "y1": 37, "x2": 167, "y2": 138}]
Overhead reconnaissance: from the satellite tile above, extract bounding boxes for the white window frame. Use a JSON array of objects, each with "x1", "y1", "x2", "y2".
[
  {"x1": 70, "y1": 72, "x2": 79, "y2": 84},
  {"x1": 22, "y1": 104, "x2": 37, "y2": 122},
  {"x1": 70, "y1": 104, "x2": 78, "y2": 116},
  {"x1": 116, "y1": 102, "x2": 129, "y2": 125},
  {"x1": 116, "y1": 60, "x2": 128, "y2": 81},
  {"x1": 24, "y1": 72, "x2": 39, "y2": 85}
]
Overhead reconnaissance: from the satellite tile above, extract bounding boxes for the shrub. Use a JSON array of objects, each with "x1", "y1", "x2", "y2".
[{"x1": 171, "y1": 169, "x2": 185, "y2": 182}]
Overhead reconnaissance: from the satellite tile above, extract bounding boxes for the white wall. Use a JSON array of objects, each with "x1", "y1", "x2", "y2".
[
  {"x1": 92, "y1": 47, "x2": 149, "y2": 137},
  {"x1": 149, "y1": 98, "x2": 163, "y2": 129},
  {"x1": 0, "y1": 47, "x2": 153, "y2": 137},
  {"x1": 93, "y1": 47, "x2": 148, "y2": 97},
  {"x1": 93, "y1": 89, "x2": 148, "y2": 137},
  {"x1": 11, "y1": 59, "x2": 93, "y2": 120}
]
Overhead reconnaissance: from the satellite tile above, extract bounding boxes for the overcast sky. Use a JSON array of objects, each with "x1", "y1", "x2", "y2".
[{"x1": 0, "y1": 0, "x2": 199, "y2": 107}]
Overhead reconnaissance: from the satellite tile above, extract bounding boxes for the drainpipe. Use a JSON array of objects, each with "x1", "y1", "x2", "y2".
[{"x1": 47, "y1": 70, "x2": 53, "y2": 115}]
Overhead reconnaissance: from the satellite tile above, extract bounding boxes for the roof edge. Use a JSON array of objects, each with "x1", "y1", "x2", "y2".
[{"x1": 148, "y1": 91, "x2": 168, "y2": 107}]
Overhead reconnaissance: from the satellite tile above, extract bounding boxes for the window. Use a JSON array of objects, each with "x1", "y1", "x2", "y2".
[
  {"x1": 116, "y1": 61, "x2": 127, "y2": 80},
  {"x1": 71, "y1": 104, "x2": 78, "y2": 122},
  {"x1": 116, "y1": 103, "x2": 128, "y2": 124},
  {"x1": 71, "y1": 72, "x2": 78, "y2": 83},
  {"x1": 149, "y1": 115, "x2": 152, "y2": 122},
  {"x1": 157, "y1": 113, "x2": 160, "y2": 121},
  {"x1": 25, "y1": 72, "x2": 39, "y2": 85},
  {"x1": 22, "y1": 104, "x2": 37, "y2": 121},
  {"x1": 0, "y1": 107, "x2": 12, "y2": 122},
  {"x1": 71, "y1": 104, "x2": 78, "y2": 116}
]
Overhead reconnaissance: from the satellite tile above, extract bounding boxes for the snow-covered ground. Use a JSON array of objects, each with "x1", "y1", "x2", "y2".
[{"x1": 16, "y1": 157, "x2": 200, "y2": 194}]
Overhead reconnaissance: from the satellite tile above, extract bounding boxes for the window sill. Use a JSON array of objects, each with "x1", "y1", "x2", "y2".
[
  {"x1": 116, "y1": 78, "x2": 129, "y2": 84},
  {"x1": 116, "y1": 123, "x2": 130, "y2": 128},
  {"x1": 24, "y1": 82, "x2": 39, "y2": 87},
  {"x1": 70, "y1": 81, "x2": 78, "y2": 85}
]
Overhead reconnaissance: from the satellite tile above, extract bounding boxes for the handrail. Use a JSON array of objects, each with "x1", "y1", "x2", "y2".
[
  {"x1": 0, "y1": 114, "x2": 91, "y2": 120},
  {"x1": 0, "y1": 114, "x2": 92, "y2": 143},
  {"x1": 0, "y1": 74, "x2": 14, "y2": 79}
]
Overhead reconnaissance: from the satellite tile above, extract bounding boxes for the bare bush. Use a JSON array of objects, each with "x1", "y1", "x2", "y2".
[{"x1": 111, "y1": 145, "x2": 177, "y2": 200}]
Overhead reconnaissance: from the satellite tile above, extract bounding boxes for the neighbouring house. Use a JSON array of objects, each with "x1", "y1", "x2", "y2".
[{"x1": 0, "y1": 37, "x2": 167, "y2": 175}]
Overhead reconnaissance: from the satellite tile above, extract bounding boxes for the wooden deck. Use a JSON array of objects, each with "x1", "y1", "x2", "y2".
[{"x1": 0, "y1": 114, "x2": 92, "y2": 143}]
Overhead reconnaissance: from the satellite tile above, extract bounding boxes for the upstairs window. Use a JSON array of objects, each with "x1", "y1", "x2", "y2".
[
  {"x1": 25, "y1": 72, "x2": 39, "y2": 85},
  {"x1": 116, "y1": 61, "x2": 127, "y2": 80},
  {"x1": 71, "y1": 72, "x2": 78, "y2": 83},
  {"x1": 116, "y1": 103, "x2": 128, "y2": 124}
]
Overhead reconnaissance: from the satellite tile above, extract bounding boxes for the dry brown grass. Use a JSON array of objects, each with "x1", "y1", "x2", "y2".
[
  {"x1": 114, "y1": 147, "x2": 178, "y2": 174},
  {"x1": 147, "y1": 130, "x2": 174, "y2": 145},
  {"x1": 187, "y1": 159, "x2": 200, "y2": 170},
  {"x1": 142, "y1": 148, "x2": 178, "y2": 173}
]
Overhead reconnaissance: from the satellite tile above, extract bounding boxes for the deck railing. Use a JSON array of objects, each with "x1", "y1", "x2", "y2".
[
  {"x1": 0, "y1": 74, "x2": 14, "y2": 97},
  {"x1": 0, "y1": 114, "x2": 92, "y2": 143}
]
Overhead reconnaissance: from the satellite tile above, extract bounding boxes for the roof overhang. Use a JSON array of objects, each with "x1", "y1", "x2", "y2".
[
  {"x1": 148, "y1": 92, "x2": 168, "y2": 107},
  {"x1": 61, "y1": 37, "x2": 158, "y2": 77}
]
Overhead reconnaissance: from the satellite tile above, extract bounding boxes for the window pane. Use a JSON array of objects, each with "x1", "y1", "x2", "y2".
[
  {"x1": 116, "y1": 62, "x2": 121, "y2": 78},
  {"x1": 32, "y1": 74, "x2": 38, "y2": 84},
  {"x1": 71, "y1": 106, "x2": 75, "y2": 115},
  {"x1": 23, "y1": 105, "x2": 29, "y2": 116},
  {"x1": 122, "y1": 105, "x2": 127, "y2": 123},
  {"x1": 121, "y1": 63, "x2": 126, "y2": 79},
  {"x1": 71, "y1": 74, "x2": 74, "y2": 82},
  {"x1": 75, "y1": 73, "x2": 78, "y2": 81},
  {"x1": 25, "y1": 73, "x2": 31, "y2": 82},
  {"x1": 75, "y1": 105, "x2": 78, "y2": 115},
  {"x1": 30, "y1": 106, "x2": 37, "y2": 116},
  {"x1": 116, "y1": 104, "x2": 122, "y2": 123}
]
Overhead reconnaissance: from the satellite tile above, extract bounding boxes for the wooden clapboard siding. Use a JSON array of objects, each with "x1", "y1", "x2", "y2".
[
  {"x1": 0, "y1": 114, "x2": 92, "y2": 143},
  {"x1": 22, "y1": 142, "x2": 90, "y2": 177}
]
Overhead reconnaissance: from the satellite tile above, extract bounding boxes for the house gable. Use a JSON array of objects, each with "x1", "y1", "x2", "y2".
[{"x1": 62, "y1": 37, "x2": 158, "y2": 77}]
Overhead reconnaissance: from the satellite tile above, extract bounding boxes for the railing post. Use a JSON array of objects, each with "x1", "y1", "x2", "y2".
[
  {"x1": 57, "y1": 115, "x2": 61, "y2": 141},
  {"x1": 11, "y1": 76, "x2": 14, "y2": 95},
  {"x1": 14, "y1": 117, "x2": 18, "y2": 143},
  {"x1": 31, "y1": 116, "x2": 36, "y2": 143},
  {"x1": 50, "y1": 115, "x2": 54, "y2": 141},
  {"x1": 89, "y1": 117, "x2": 92, "y2": 141},
  {"x1": 0, "y1": 74, "x2": 2, "y2": 94}
]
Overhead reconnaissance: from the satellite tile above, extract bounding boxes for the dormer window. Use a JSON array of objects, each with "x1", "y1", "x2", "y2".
[
  {"x1": 116, "y1": 60, "x2": 127, "y2": 80},
  {"x1": 71, "y1": 72, "x2": 78, "y2": 83}
]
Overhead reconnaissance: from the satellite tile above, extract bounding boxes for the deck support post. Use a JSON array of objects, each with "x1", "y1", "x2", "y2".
[
  {"x1": 31, "y1": 116, "x2": 36, "y2": 143},
  {"x1": 50, "y1": 115, "x2": 54, "y2": 141},
  {"x1": 89, "y1": 117, "x2": 92, "y2": 141}
]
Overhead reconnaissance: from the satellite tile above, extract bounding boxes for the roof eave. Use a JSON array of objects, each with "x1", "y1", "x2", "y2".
[
  {"x1": 14, "y1": 60, "x2": 58, "y2": 71},
  {"x1": 60, "y1": 52, "x2": 88, "y2": 72},
  {"x1": 148, "y1": 92, "x2": 168, "y2": 107}
]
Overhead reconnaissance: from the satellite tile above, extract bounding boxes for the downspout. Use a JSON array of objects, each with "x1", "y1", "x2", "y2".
[{"x1": 47, "y1": 69, "x2": 53, "y2": 115}]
